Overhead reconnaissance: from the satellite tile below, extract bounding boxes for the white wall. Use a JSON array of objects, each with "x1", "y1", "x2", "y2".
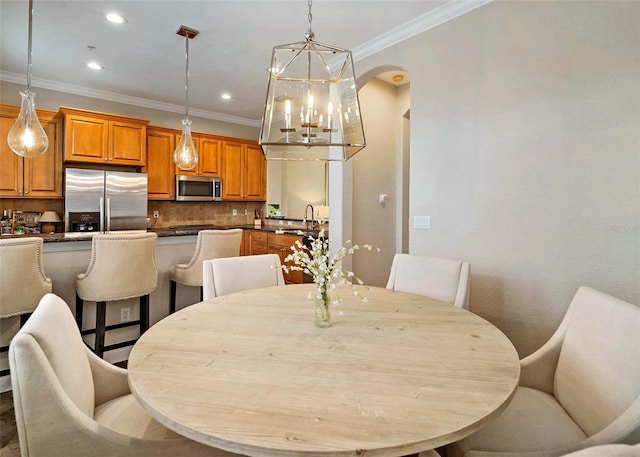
[
  {"x1": 353, "y1": 1, "x2": 640, "y2": 356},
  {"x1": 352, "y1": 78, "x2": 402, "y2": 287}
]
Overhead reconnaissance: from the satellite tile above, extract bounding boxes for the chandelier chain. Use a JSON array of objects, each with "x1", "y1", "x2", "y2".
[{"x1": 307, "y1": 0, "x2": 313, "y2": 33}]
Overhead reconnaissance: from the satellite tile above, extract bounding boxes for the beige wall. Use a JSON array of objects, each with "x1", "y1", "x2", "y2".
[{"x1": 354, "y1": 1, "x2": 640, "y2": 356}]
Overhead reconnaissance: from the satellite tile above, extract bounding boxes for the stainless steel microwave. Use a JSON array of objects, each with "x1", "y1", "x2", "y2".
[{"x1": 175, "y1": 175, "x2": 222, "y2": 201}]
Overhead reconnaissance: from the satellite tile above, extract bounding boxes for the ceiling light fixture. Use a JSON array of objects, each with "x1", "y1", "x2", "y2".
[
  {"x1": 221, "y1": 93, "x2": 231, "y2": 100},
  {"x1": 173, "y1": 25, "x2": 199, "y2": 171},
  {"x1": 259, "y1": 0, "x2": 366, "y2": 161},
  {"x1": 7, "y1": 0, "x2": 49, "y2": 158},
  {"x1": 87, "y1": 62, "x2": 103, "y2": 70},
  {"x1": 106, "y1": 13, "x2": 126, "y2": 24}
]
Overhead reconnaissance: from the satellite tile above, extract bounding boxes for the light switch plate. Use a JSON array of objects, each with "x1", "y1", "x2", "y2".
[{"x1": 414, "y1": 216, "x2": 431, "y2": 229}]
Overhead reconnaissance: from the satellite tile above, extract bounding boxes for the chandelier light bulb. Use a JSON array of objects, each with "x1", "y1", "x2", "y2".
[
  {"x1": 7, "y1": 90, "x2": 48, "y2": 157},
  {"x1": 174, "y1": 118, "x2": 198, "y2": 170}
]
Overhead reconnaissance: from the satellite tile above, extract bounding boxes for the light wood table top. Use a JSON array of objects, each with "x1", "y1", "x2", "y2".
[{"x1": 128, "y1": 284, "x2": 520, "y2": 457}]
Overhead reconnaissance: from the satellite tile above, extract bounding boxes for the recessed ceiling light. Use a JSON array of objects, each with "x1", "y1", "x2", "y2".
[
  {"x1": 106, "y1": 13, "x2": 127, "y2": 24},
  {"x1": 221, "y1": 93, "x2": 232, "y2": 100},
  {"x1": 87, "y1": 62, "x2": 103, "y2": 70}
]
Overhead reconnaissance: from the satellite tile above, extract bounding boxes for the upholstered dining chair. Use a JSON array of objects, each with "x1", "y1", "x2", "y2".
[
  {"x1": 76, "y1": 232, "x2": 158, "y2": 358},
  {"x1": 386, "y1": 253, "x2": 470, "y2": 309},
  {"x1": 560, "y1": 444, "x2": 640, "y2": 457},
  {"x1": 9, "y1": 293, "x2": 240, "y2": 457},
  {"x1": 169, "y1": 229, "x2": 243, "y2": 313},
  {"x1": 0, "y1": 237, "x2": 52, "y2": 377},
  {"x1": 202, "y1": 253, "x2": 285, "y2": 299},
  {"x1": 446, "y1": 286, "x2": 640, "y2": 457}
]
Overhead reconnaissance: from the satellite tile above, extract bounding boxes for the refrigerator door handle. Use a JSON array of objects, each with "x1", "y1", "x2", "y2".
[
  {"x1": 99, "y1": 197, "x2": 105, "y2": 233},
  {"x1": 105, "y1": 197, "x2": 111, "y2": 232}
]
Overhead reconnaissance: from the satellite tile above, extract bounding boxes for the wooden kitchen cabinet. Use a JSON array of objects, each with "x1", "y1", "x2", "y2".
[
  {"x1": 247, "y1": 229, "x2": 269, "y2": 255},
  {"x1": 177, "y1": 133, "x2": 222, "y2": 177},
  {"x1": 222, "y1": 140, "x2": 266, "y2": 201},
  {"x1": 0, "y1": 104, "x2": 63, "y2": 198},
  {"x1": 60, "y1": 107, "x2": 149, "y2": 166},
  {"x1": 145, "y1": 126, "x2": 177, "y2": 200},
  {"x1": 268, "y1": 232, "x2": 303, "y2": 284}
]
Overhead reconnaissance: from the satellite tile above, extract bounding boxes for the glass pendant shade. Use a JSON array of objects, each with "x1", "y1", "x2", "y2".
[
  {"x1": 259, "y1": 39, "x2": 366, "y2": 161},
  {"x1": 7, "y1": 90, "x2": 49, "y2": 158},
  {"x1": 174, "y1": 118, "x2": 198, "y2": 170}
]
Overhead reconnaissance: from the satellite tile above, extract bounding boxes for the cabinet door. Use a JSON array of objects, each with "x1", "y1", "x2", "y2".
[
  {"x1": 0, "y1": 114, "x2": 24, "y2": 196},
  {"x1": 268, "y1": 233, "x2": 303, "y2": 284},
  {"x1": 110, "y1": 121, "x2": 146, "y2": 165},
  {"x1": 23, "y1": 114, "x2": 63, "y2": 197},
  {"x1": 244, "y1": 144, "x2": 266, "y2": 201},
  {"x1": 64, "y1": 114, "x2": 109, "y2": 163},
  {"x1": 146, "y1": 128, "x2": 176, "y2": 200},
  {"x1": 221, "y1": 141, "x2": 244, "y2": 200},
  {"x1": 199, "y1": 136, "x2": 222, "y2": 177}
]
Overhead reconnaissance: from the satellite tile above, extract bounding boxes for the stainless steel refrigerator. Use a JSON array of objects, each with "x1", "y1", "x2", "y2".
[{"x1": 65, "y1": 168, "x2": 148, "y2": 233}]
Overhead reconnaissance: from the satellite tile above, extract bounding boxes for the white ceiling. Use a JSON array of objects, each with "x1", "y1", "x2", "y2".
[{"x1": 0, "y1": 1, "x2": 486, "y2": 127}]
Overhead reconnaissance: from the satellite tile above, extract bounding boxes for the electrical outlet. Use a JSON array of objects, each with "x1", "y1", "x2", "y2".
[
  {"x1": 244, "y1": 209, "x2": 248, "y2": 215},
  {"x1": 287, "y1": 220, "x2": 294, "y2": 226},
  {"x1": 153, "y1": 211, "x2": 159, "y2": 219},
  {"x1": 232, "y1": 209, "x2": 238, "y2": 216},
  {"x1": 120, "y1": 307, "x2": 130, "y2": 322}
]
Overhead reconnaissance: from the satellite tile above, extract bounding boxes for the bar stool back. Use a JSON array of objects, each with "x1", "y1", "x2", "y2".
[
  {"x1": 75, "y1": 232, "x2": 157, "y2": 359},
  {"x1": 169, "y1": 229, "x2": 243, "y2": 313},
  {"x1": 0, "y1": 237, "x2": 52, "y2": 376}
]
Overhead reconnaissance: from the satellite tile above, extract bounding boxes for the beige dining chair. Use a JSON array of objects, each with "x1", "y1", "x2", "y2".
[
  {"x1": 386, "y1": 253, "x2": 470, "y2": 309},
  {"x1": 0, "y1": 237, "x2": 52, "y2": 377},
  {"x1": 447, "y1": 286, "x2": 640, "y2": 457},
  {"x1": 560, "y1": 444, "x2": 640, "y2": 457},
  {"x1": 169, "y1": 229, "x2": 243, "y2": 313},
  {"x1": 202, "y1": 253, "x2": 285, "y2": 299},
  {"x1": 9, "y1": 293, "x2": 240, "y2": 457},
  {"x1": 75, "y1": 232, "x2": 158, "y2": 358}
]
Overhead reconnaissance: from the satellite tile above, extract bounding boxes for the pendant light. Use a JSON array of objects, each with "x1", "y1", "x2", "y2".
[
  {"x1": 174, "y1": 26, "x2": 199, "y2": 171},
  {"x1": 259, "y1": 0, "x2": 366, "y2": 161},
  {"x1": 7, "y1": 0, "x2": 49, "y2": 158}
]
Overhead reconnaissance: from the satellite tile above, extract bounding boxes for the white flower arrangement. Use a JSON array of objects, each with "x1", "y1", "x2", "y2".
[{"x1": 282, "y1": 229, "x2": 380, "y2": 305}]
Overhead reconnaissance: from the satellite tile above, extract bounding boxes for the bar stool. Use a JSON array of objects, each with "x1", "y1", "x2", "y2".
[
  {"x1": 0, "y1": 237, "x2": 52, "y2": 376},
  {"x1": 75, "y1": 232, "x2": 157, "y2": 359},
  {"x1": 169, "y1": 229, "x2": 243, "y2": 313}
]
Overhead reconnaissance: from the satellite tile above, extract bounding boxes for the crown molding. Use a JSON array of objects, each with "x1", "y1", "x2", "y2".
[
  {"x1": 351, "y1": 0, "x2": 493, "y2": 62},
  {"x1": 0, "y1": 71, "x2": 261, "y2": 128}
]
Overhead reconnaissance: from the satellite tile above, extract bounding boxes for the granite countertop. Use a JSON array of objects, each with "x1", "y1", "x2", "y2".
[{"x1": 1, "y1": 224, "x2": 323, "y2": 243}]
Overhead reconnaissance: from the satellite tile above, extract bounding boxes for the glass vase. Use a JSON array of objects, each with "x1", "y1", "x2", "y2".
[{"x1": 315, "y1": 287, "x2": 331, "y2": 328}]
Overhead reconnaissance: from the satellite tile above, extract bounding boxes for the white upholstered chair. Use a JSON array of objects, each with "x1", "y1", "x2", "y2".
[
  {"x1": 76, "y1": 232, "x2": 158, "y2": 358},
  {"x1": 0, "y1": 237, "x2": 52, "y2": 377},
  {"x1": 560, "y1": 444, "x2": 640, "y2": 457},
  {"x1": 447, "y1": 286, "x2": 640, "y2": 457},
  {"x1": 9, "y1": 293, "x2": 239, "y2": 457},
  {"x1": 169, "y1": 229, "x2": 243, "y2": 312},
  {"x1": 386, "y1": 253, "x2": 470, "y2": 309},
  {"x1": 202, "y1": 253, "x2": 285, "y2": 299}
]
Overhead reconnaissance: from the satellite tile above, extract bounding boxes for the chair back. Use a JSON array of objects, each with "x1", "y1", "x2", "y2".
[
  {"x1": 171, "y1": 229, "x2": 243, "y2": 286},
  {"x1": 386, "y1": 253, "x2": 470, "y2": 309},
  {"x1": 0, "y1": 237, "x2": 52, "y2": 318},
  {"x1": 10, "y1": 293, "x2": 95, "y2": 419},
  {"x1": 554, "y1": 286, "x2": 640, "y2": 437},
  {"x1": 76, "y1": 232, "x2": 158, "y2": 301},
  {"x1": 203, "y1": 254, "x2": 285, "y2": 299}
]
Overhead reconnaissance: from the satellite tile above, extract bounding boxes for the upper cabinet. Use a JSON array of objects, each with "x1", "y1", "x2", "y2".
[
  {"x1": 60, "y1": 107, "x2": 149, "y2": 166},
  {"x1": 176, "y1": 133, "x2": 222, "y2": 178},
  {"x1": 0, "y1": 104, "x2": 63, "y2": 198},
  {"x1": 145, "y1": 126, "x2": 177, "y2": 200},
  {"x1": 222, "y1": 140, "x2": 266, "y2": 201}
]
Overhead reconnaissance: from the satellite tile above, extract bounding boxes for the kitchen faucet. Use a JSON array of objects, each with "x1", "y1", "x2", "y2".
[{"x1": 304, "y1": 204, "x2": 315, "y2": 230}]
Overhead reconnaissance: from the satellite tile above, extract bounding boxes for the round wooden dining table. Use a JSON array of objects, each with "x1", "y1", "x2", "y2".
[{"x1": 128, "y1": 284, "x2": 520, "y2": 457}]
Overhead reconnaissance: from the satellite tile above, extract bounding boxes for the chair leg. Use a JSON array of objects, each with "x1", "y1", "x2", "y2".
[
  {"x1": 75, "y1": 293, "x2": 84, "y2": 330},
  {"x1": 200, "y1": 286, "x2": 203, "y2": 302},
  {"x1": 140, "y1": 295, "x2": 150, "y2": 334},
  {"x1": 95, "y1": 301, "x2": 106, "y2": 358},
  {"x1": 170, "y1": 280, "x2": 177, "y2": 314}
]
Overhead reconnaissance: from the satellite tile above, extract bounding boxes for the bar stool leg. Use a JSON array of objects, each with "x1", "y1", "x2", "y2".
[
  {"x1": 170, "y1": 280, "x2": 177, "y2": 314},
  {"x1": 75, "y1": 294, "x2": 84, "y2": 330},
  {"x1": 95, "y1": 301, "x2": 106, "y2": 358},
  {"x1": 140, "y1": 295, "x2": 150, "y2": 334}
]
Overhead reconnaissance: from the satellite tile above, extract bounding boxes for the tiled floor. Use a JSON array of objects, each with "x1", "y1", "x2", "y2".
[{"x1": 0, "y1": 391, "x2": 20, "y2": 457}]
